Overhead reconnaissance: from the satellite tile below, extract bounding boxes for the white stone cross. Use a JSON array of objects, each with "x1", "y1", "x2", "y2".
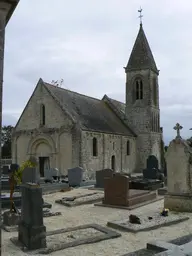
[{"x1": 174, "y1": 123, "x2": 183, "y2": 138}]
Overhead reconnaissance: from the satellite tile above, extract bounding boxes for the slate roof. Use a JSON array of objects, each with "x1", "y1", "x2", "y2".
[
  {"x1": 43, "y1": 81, "x2": 135, "y2": 136},
  {"x1": 3, "y1": 0, "x2": 20, "y2": 25},
  {"x1": 126, "y1": 24, "x2": 158, "y2": 73}
]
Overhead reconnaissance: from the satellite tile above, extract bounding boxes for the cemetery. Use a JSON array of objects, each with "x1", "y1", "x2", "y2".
[{"x1": 2, "y1": 123, "x2": 192, "y2": 255}]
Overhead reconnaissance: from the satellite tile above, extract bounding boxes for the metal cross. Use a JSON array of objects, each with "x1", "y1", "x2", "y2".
[
  {"x1": 174, "y1": 123, "x2": 183, "y2": 138},
  {"x1": 138, "y1": 7, "x2": 143, "y2": 25}
]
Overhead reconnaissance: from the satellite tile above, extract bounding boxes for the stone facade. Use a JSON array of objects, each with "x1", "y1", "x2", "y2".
[
  {"x1": 81, "y1": 131, "x2": 136, "y2": 173},
  {"x1": 124, "y1": 26, "x2": 162, "y2": 171},
  {"x1": 12, "y1": 23, "x2": 163, "y2": 176}
]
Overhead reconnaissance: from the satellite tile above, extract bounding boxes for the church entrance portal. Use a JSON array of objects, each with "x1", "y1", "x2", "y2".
[
  {"x1": 111, "y1": 155, "x2": 115, "y2": 171},
  {"x1": 39, "y1": 157, "x2": 50, "y2": 177}
]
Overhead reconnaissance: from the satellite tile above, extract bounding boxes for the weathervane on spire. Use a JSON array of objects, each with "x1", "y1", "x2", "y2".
[{"x1": 138, "y1": 7, "x2": 143, "y2": 25}]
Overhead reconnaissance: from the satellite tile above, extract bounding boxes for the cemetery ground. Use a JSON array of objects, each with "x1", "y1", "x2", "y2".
[{"x1": 2, "y1": 188, "x2": 192, "y2": 256}]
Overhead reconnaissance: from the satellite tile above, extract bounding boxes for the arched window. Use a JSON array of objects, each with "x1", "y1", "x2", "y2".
[
  {"x1": 126, "y1": 140, "x2": 130, "y2": 155},
  {"x1": 153, "y1": 78, "x2": 157, "y2": 106},
  {"x1": 135, "y1": 79, "x2": 143, "y2": 100},
  {"x1": 40, "y1": 104, "x2": 45, "y2": 126},
  {"x1": 93, "y1": 137, "x2": 98, "y2": 156},
  {"x1": 111, "y1": 155, "x2": 115, "y2": 171}
]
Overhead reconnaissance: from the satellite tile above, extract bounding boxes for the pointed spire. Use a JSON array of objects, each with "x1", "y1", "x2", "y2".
[{"x1": 125, "y1": 23, "x2": 158, "y2": 74}]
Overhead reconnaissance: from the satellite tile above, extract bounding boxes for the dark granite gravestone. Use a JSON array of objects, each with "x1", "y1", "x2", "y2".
[
  {"x1": 18, "y1": 184, "x2": 46, "y2": 250},
  {"x1": 143, "y1": 155, "x2": 162, "y2": 180},
  {"x1": 10, "y1": 163, "x2": 19, "y2": 172},
  {"x1": 95, "y1": 169, "x2": 114, "y2": 188},
  {"x1": 68, "y1": 167, "x2": 83, "y2": 186},
  {"x1": 22, "y1": 167, "x2": 40, "y2": 184},
  {"x1": 2, "y1": 165, "x2": 9, "y2": 176}
]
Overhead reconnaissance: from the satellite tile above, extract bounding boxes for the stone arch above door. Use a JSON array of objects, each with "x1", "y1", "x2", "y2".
[{"x1": 27, "y1": 134, "x2": 56, "y2": 155}]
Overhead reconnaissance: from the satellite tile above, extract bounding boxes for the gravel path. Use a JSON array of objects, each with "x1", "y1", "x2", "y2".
[{"x1": 2, "y1": 188, "x2": 192, "y2": 256}]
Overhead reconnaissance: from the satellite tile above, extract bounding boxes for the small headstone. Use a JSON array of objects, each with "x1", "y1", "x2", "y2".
[
  {"x1": 96, "y1": 169, "x2": 114, "y2": 188},
  {"x1": 2, "y1": 165, "x2": 9, "y2": 176},
  {"x1": 22, "y1": 167, "x2": 40, "y2": 184},
  {"x1": 3, "y1": 210, "x2": 20, "y2": 226},
  {"x1": 147, "y1": 155, "x2": 159, "y2": 169},
  {"x1": 10, "y1": 163, "x2": 19, "y2": 172},
  {"x1": 44, "y1": 168, "x2": 53, "y2": 182},
  {"x1": 68, "y1": 167, "x2": 83, "y2": 186},
  {"x1": 143, "y1": 155, "x2": 160, "y2": 179}
]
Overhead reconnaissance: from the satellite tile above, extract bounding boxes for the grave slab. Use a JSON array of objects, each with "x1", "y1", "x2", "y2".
[
  {"x1": 55, "y1": 192, "x2": 103, "y2": 207},
  {"x1": 122, "y1": 233, "x2": 192, "y2": 256},
  {"x1": 10, "y1": 223, "x2": 121, "y2": 254},
  {"x1": 95, "y1": 196, "x2": 163, "y2": 210},
  {"x1": 107, "y1": 212, "x2": 189, "y2": 233}
]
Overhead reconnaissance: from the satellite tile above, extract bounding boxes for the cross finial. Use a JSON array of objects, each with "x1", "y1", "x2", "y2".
[
  {"x1": 138, "y1": 7, "x2": 143, "y2": 25},
  {"x1": 174, "y1": 123, "x2": 183, "y2": 138}
]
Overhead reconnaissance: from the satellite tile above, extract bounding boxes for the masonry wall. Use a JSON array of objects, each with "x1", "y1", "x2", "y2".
[
  {"x1": 81, "y1": 130, "x2": 136, "y2": 175},
  {"x1": 15, "y1": 82, "x2": 72, "y2": 131},
  {"x1": 12, "y1": 81, "x2": 74, "y2": 175},
  {"x1": 125, "y1": 69, "x2": 162, "y2": 171}
]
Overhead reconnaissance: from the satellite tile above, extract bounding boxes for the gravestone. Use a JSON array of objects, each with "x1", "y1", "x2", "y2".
[
  {"x1": 95, "y1": 169, "x2": 114, "y2": 188},
  {"x1": 143, "y1": 155, "x2": 160, "y2": 179},
  {"x1": 10, "y1": 163, "x2": 19, "y2": 172},
  {"x1": 18, "y1": 183, "x2": 46, "y2": 250},
  {"x1": 102, "y1": 174, "x2": 157, "y2": 208},
  {"x1": 22, "y1": 167, "x2": 40, "y2": 184},
  {"x1": 103, "y1": 175, "x2": 129, "y2": 206},
  {"x1": 44, "y1": 168, "x2": 53, "y2": 182},
  {"x1": 2, "y1": 165, "x2": 9, "y2": 176},
  {"x1": 164, "y1": 123, "x2": 192, "y2": 212},
  {"x1": 68, "y1": 167, "x2": 83, "y2": 186},
  {"x1": 44, "y1": 168, "x2": 60, "y2": 182}
]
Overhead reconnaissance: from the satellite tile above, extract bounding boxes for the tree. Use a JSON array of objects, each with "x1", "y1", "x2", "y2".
[{"x1": 1, "y1": 125, "x2": 14, "y2": 158}]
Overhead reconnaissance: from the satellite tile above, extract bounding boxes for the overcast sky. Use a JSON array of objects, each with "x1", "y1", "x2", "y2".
[{"x1": 3, "y1": 0, "x2": 192, "y2": 144}]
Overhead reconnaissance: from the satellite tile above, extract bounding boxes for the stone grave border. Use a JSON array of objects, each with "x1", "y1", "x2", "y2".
[
  {"x1": 107, "y1": 215, "x2": 189, "y2": 233},
  {"x1": 122, "y1": 233, "x2": 192, "y2": 256},
  {"x1": 10, "y1": 223, "x2": 121, "y2": 254},
  {"x1": 95, "y1": 196, "x2": 163, "y2": 210},
  {"x1": 55, "y1": 192, "x2": 104, "y2": 207},
  {"x1": 3, "y1": 211, "x2": 62, "y2": 232}
]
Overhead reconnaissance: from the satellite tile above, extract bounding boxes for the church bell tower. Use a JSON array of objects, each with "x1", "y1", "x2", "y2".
[{"x1": 124, "y1": 9, "x2": 162, "y2": 171}]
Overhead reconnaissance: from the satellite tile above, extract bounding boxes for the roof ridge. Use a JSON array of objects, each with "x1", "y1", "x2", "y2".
[{"x1": 44, "y1": 82, "x2": 102, "y2": 102}]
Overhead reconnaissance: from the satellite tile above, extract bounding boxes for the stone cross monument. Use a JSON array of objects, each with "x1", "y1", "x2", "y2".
[
  {"x1": 173, "y1": 123, "x2": 183, "y2": 138},
  {"x1": 0, "y1": 0, "x2": 20, "y2": 254}
]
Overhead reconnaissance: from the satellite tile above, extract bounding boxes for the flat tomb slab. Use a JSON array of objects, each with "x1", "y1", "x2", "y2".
[
  {"x1": 107, "y1": 212, "x2": 189, "y2": 233},
  {"x1": 95, "y1": 190, "x2": 163, "y2": 210},
  {"x1": 122, "y1": 233, "x2": 192, "y2": 256},
  {"x1": 55, "y1": 192, "x2": 103, "y2": 207},
  {"x1": 10, "y1": 223, "x2": 121, "y2": 254}
]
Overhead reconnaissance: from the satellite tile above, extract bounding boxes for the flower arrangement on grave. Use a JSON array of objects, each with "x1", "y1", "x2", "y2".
[
  {"x1": 9, "y1": 157, "x2": 37, "y2": 213},
  {"x1": 160, "y1": 208, "x2": 169, "y2": 217}
]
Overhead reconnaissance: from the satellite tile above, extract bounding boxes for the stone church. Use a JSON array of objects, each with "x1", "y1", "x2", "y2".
[{"x1": 12, "y1": 23, "x2": 163, "y2": 177}]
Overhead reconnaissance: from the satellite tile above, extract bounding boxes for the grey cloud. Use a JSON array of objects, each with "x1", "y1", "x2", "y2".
[{"x1": 3, "y1": 0, "x2": 192, "y2": 145}]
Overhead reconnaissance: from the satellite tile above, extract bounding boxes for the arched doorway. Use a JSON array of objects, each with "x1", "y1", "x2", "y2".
[
  {"x1": 111, "y1": 155, "x2": 115, "y2": 171},
  {"x1": 27, "y1": 135, "x2": 56, "y2": 177}
]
